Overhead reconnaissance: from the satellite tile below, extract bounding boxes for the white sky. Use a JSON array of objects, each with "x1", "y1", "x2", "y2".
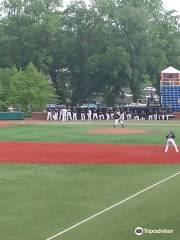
[
  {"x1": 63, "y1": 0, "x2": 180, "y2": 14},
  {"x1": 163, "y1": 0, "x2": 180, "y2": 14}
]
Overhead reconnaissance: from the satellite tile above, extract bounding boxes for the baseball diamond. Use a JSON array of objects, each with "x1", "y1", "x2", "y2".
[
  {"x1": 1, "y1": 1, "x2": 180, "y2": 240},
  {"x1": 0, "y1": 120, "x2": 180, "y2": 240}
]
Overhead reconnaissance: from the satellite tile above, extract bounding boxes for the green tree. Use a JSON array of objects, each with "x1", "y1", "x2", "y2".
[
  {"x1": 0, "y1": 67, "x2": 18, "y2": 110},
  {"x1": 0, "y1": 0, "x2": 180, "y2": 105},
  {"x1": 9, "y1": 63, "x2": 56, "y2": 111}
]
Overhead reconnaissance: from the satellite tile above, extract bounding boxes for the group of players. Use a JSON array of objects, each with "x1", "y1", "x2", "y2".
[
  {"x1": 47, "y1": 107, "x2": 108, "y2": 121},
  {"x1": 46, "y1": 107, "x2": 174, "y2": 122},
  {"x1": 112, "y1": 111, "x2": 179, "y2": 153},
  {"x1": 46, "y1": 106, "x2": 178, "y2": 153}
]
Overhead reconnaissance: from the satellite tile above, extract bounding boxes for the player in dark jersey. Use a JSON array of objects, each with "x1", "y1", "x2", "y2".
[
  {"x1": 113, "y1": 111, "x2": 120, "y2": 128},
  {"x1": 165, "y1": 131, "x2": 179, "y2": 152},
  {"x1": 72, "y1": 108, "x2": 77, "y2": 120}
]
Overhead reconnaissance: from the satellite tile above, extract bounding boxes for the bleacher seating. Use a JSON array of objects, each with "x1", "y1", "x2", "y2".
[{"x1": 161, "y1": 86, "x2": 180, "y2": 111}]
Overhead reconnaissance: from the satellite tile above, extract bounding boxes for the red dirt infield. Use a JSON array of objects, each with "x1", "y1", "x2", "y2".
[{"x1": 0, "y1": 142, "x2": 179, "y2": 164}]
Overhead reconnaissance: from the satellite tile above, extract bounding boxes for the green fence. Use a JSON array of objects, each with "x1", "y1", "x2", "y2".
[{"x1": 0, "y1": 112, "x2": 24, "y2": 120}]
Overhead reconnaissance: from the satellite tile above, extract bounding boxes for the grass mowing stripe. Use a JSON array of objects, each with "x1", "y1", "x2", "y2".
[{"x1": 45, "y1": 171, "x2": 180, "y2": 240}]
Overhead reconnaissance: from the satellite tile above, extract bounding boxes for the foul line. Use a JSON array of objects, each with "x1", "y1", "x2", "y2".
[{"x1": 45, "y1": 171, "x2": 180, "y2": 240}]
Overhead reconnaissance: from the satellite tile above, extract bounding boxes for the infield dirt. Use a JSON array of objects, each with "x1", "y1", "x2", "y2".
[{"x1": 0, "y1": 142, "x2": 179, "y2": 164}]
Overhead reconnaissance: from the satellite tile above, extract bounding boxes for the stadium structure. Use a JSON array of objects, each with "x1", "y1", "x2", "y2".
[{"x1": 160, "y1": 66, "x2": 180, "y2": 112}]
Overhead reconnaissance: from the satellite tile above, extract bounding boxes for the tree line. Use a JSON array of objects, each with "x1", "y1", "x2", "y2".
[{"x1": 0, "y1": 0, "x2": 180, "y2": 111}]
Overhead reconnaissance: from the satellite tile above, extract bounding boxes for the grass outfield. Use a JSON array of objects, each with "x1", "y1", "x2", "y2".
[
  {"x1": 0, "y1": 120, "x2": 180, "y2": 240},
  {"x1": 0, "y1": 165, "x2": 180, "y2": 240}
]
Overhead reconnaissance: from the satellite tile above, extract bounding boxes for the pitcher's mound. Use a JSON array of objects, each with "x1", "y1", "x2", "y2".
[{"x1": 90, "y1": 128, "x2": 148, "y2": 135}]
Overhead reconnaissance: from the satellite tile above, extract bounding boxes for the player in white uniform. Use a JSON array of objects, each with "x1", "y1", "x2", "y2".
[
  {"x1": 165, "y1": 131, "x2": 179, "y2": 153},
  {"x1": 67, "y1": 108, "x2": 72, "y2": 120},
  {"x1": 113, "y1": 112, "x2": 120, "y2": 128},
  {"x1": 87, "y1": 109, "x2": 92, "y2": 120},
  {"x1": 62, "y1": 107, "x2": 67, "y2": 121},
  {"x1": 92, "y1": 109, "x2": 98, "y2": 120},
  {"x1": 148, "y1": 109, "x2": 153, "y2": 120},
  {"x1": 72, "y1": 108, "x2": 77, "y2": 121},
  {"x1": 106, "y1": 109, "x2": 110, "y2": 120},
  {"x1": 120, "y1": 111, "x2": 125, "y2": 121},
  {"x1": 119, "y1": 113, "x2": 125, "y2": 128},
  {"x1": 153, "y1": 109, "x2": 158, "y2": 120},
  {"x1": 53, "y1": 108, "x2": 58, "y2": 120},
  {"x1": 113, "y1": 111, "x2": 125, "y2": 128},
  {"x1": 47, "y1": 108, "x2": 52, "y2": 120},
  {"x1": 81, "y1": 109, "x2": 86, "y2": 120}
]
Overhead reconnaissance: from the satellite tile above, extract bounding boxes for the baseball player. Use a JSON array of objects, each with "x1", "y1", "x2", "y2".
[
  {"x1": 106, "y1": 108, "x2": 110, "y2": 120},
  {"x1": 119, "y1": 114, "x2": 125, "y2": 128},
  {"x1": 81, "y1": 108, "x2": 86, "y2": 120},
  {"x1": 99, "y1": 109, "x2": 104, "y2": 120},
  {"x1": 110, "y1": 108, "x2": 114, "y2": 119},
  {"x1": 133, "y1": 110, "x2": 139, "y2": 120},
  {"x1": 72, "y1": 108, "x2": 77, "y2": 121},
  {"x1": 87, "y1": 109, "x2": 92, "y2": 121},
  {"x1": 159, "y1": 108, "x2": 165, "y2": 120},
  {"x1": 53, "y1": 108, "x2": 58, "y2": 120},
  {"x1": 140, "y1": 110, "x2": 146, "y2": 120},
  {"x1": 148, "y1": 108, "x2": 153, "y2": 120},
  {"x1": 92, "y1": 109, "x2": 98, "y2": 120},
  {"x1": 120, "y1": 110, "x2": 125, "y2": 121},
  {"x1": 58, "y1": 108, "x2": 63, "y2": 120},
  {"x1": 62, "y1": 107, "x2": 67, "y2": 121},
  {"x1": 67, "y1": 108, "x2": 72, "y2": 120},
  {"x1": 47, "y1": 108, "x2": 52, "y2": 120},
  {"x1": 113, "y1": 111, "x2": 120, "y2": 128},
  {"x1": 113, "y1": 111, "x2": 124, "y2": 128},
  {"x1": 153, "y1": 109, "x2": 158, "y2": 120},
  {"x1": 126, "y1": 109, "x2": 131, "y2": 120},
  {"x1": 165, "y1": 131, "x2": 179, "y2": 153}
]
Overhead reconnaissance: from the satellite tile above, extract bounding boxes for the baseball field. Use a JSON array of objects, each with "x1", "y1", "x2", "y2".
[{"x1": 0, "y1": 120, "x2": 180, "y2": 240}]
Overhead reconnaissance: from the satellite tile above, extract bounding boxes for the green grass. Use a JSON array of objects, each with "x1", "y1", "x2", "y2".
[
  {"x1": 0, "y1": 165, "x2": 179, "y2": 240},
  {"x1": 1, "y1": 120, "x2": 180, "y2": 144},
  {"x1": 0, "y1": 120, "x2": 180, "y2": 240}
]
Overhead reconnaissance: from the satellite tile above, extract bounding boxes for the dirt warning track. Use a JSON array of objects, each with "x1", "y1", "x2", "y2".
[{"x1": 0, "y1": 142, "x2": 179, "y2": 164}]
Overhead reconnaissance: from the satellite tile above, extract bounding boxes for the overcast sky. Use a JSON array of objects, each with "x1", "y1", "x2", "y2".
[
  {"x1": 63, "y1": 0, "x2": 180, "y2": 14},
  {"x1": 163, "y1": 0, "x2": 180, "y2": 13}
]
